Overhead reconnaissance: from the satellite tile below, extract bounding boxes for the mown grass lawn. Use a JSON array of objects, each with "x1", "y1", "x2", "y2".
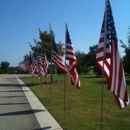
[{"x1": 20, "y1": 74, "x2": 130, "y2": 130}]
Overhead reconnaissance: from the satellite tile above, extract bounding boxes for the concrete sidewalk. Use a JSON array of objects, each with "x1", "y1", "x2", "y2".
[
  {"x1": 0, "y1": 74, "x2": 63, "y2": 130},
  {"x1": 17, "y1": 78, "x2": 63, "y2": 130}
]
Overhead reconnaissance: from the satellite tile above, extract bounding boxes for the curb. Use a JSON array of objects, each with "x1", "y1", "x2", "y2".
[{"x1": 17, "y1": 78, "x2": 63, "y2": 130}]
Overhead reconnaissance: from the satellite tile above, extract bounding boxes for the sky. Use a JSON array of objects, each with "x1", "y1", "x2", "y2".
[{"x1": 0, "y1": 0, "x2": 130, "y2": 67}]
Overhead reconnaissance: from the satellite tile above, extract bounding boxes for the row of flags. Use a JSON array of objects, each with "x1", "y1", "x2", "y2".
[
  {"x1": 19, "y1": 24, "x2": 81, "y2": 88},
  {"x1": 19, "y1": 43, "x2": 49, "y2": 83},
  {"x1": 19, "y1": 0, "x2": 129, "y2": 109}
]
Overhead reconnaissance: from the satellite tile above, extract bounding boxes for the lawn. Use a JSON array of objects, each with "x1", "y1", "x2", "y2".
[{"x1": 20, "y1": 74, "x2": 130, "y2": 130}]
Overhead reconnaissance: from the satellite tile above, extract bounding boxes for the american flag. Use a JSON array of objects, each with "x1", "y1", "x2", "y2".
[
  {"x1": 32, "y1": 52, "x2": 38, "y2": 73},
  {"x1": 32, "y1": 51, "x2": 44, "y2": 79},
  {"x1": 41, "y1": 44, "x2": 49, "y2": 83},
  {"x1": 19, "y1": 61, "x2": 26, "y2": 72},
  {"x1": 65, "y1": 24, "x2": 81, "y2": 89},
  {"x1": 24, "y1": 55, "x2": 30, "y2": 72},
  {"x1": 52, "y1": 36, "x2": 70, "y2": 76},
  {"x1": 95, "y1": 0, "x2": 129, "y2": 108},
  {"x1": 37, "y1": 55, "x2": 45, "y2": 79},
  {"x1": 24, "y1": 54, "x2": 34, "y2": 75},
  {"x1": 28, "y1": 52, "x2": 34, "y2": 76}
]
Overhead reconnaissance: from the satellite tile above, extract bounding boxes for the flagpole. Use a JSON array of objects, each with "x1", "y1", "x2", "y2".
[
  {"x1": 41, "y1": 44, "x2": 43, "y2": 99},
  {"x1": 100, "y1": 0, "x2": 108, "y2": 130},
  {"x1": 49, "y1": 23, "x2": 53, "y2": 111},
  {"x1": 36, "y1": 42, "x2": 39, "y2": 94},
  {"x1": 63, "y1": 23, "x2": 67, "y2": 128}
]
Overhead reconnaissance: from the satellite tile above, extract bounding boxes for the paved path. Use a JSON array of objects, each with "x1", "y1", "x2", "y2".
[{"x1": 0, "y1": 74, "x2": 63, "y2": 130}]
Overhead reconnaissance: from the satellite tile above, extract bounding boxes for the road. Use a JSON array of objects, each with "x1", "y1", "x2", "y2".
[{"x1": 0, "y1": 74, "x2": 41, "y2": 130}]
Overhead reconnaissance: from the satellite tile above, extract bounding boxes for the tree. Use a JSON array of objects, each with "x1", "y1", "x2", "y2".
[
  {"x1": 56, "y1": 41, "x2": 65, "y2": 56},
  {"x1": 39, "y1": 29, "x2": 52, "y2": 61},
  {"x1": 84, "y1": 45, "x2": 102, "y2": 74},
  {"x1": 85, "y1": 45, "x2": 97, "y2": 66},
  {"x1": 120, "y1": 26, "x2": 130, "y2": 74},
  {"x1": 75, "y1": 45, "x2": 102, "y2": 74},
  {"x1": 75, "y1": 50, "x2": 88, "y2": 74},
  {"x1": 1, "y1": 61, "x2": 10, "y2": 73},
  {"x1": 29, "y1": 28, "x2": 65, "y2": 62}
]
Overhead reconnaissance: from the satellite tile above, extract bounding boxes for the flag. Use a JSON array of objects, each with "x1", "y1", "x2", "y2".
[
  {"x1": 52, "y1": 36, "x2": 70, "y2": 76},
  {"x1": 37, "y1": 55, "x2": 45, "y2": 79},
  {"x1": 32, "y1": 51, "x2": 44, "y2": 79},
  {"x1": 24, "y1": 54, "x2": 30, "y2": 72},
  {"x1": 29, "y1": 52, "x2": 34, "y2": 76},
  {"x1": 32, "y1": 52, "x2": 38, "y2": 73},
  {"x1": 95, "y1": 0, "x2": 129, "y2": 108},
  {"x1": 34, "y1": 42, "x2": 46, "y2": 79},
  {"x1": 65, "y1": 24, "x2": 81, "y2": 89},
  {"x1": 19, "y1": 61, "x2": 26, "y2": 72},
  {"x1": 24, "y1": 54, "x2": 34, "y2": 75},
  {"x1": 41, "y1": 43, "x2": 49, "y2": 83}
]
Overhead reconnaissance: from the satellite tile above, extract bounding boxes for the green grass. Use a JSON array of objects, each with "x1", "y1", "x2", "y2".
[{"x1": 20, "y1": 74, "x2": 130, "y2": 130}]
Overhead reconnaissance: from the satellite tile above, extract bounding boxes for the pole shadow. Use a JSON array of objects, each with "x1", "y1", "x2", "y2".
[
  {"x1": 0, "y1": 109, "x2": 45, "y2": 116},
  {"x1": 0, "y1": 96, "x2": 25, "y2": 98},
  {"x1": 0, "y1": 84, "x2": 20, "y2": 87},
  {"x1": 0, "y1": 90, "x2": 30, "y2": 92},
  {"x1": 0, "y1": 103, "x2": 28, "y2": 105}
]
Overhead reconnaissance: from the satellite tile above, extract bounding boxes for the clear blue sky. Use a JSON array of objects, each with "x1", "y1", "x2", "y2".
[{"x1": 0, "y1": 0, "x2": 129, "y2": 67}]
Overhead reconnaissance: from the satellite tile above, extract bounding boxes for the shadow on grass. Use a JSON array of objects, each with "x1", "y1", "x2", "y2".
[
  {"x1": 25, "y1": 83, "x2": 41, "y2": 87},
  {"x1": 91, "y1": 79, "x2": 130, "y2": 86},
  {"x1": 94, "y1": 81, "x2": 108, "y2": 84},
  {"x1": 25, "y1": 80, "x2": 64, "y2": 87},
  {"x1": 94, "y1": 77, "x2": 130, "y2": 85},
  {"x1": 82, "y1": 75, "x2": 130, "y2": 86},
  {"x1": 34, "y1": 126, "x2": 52, "y2": 130},
  {"x1": 126, "y1": 79, "x2": 130, "y2": 86},
  {"x1": 81, "y1": 75, "x2": 102, "y2": 79}
]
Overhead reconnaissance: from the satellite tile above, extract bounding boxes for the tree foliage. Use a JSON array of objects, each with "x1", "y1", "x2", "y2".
[
  {"x1": 75, "y1": 50, "x2": 88, "y2": 74},
  {"x1": 75, "y1": 27, "x2": 130, "y2": 75},
  {"x1": 75, "y1": 45, "x2": 101, "y2": 74},
  {"x1": 120, "y1": 26, "x2": 130, "y2": 74},
  {"x1": 86, "y1": 45, "x2": 102, "y2": 74},
  {"x1": 29, "y1": 28, "x2": 65, "y2": 62},
  {"x1": 85, "y1": 45, "x2": 97, "y2": 66},
  {"x1": 0, "y1": 61, "x2": 10, "y2": 73}
]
